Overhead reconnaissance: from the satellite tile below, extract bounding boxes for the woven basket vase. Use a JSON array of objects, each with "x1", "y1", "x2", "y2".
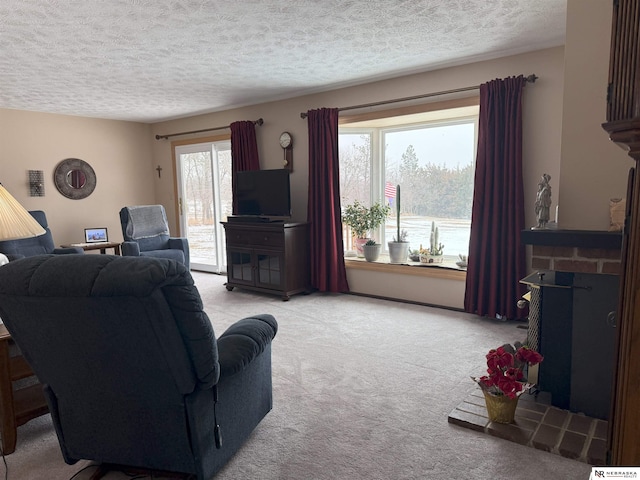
[{"x1": 483, "y1": 391, "x2": 519, "y2": 424}]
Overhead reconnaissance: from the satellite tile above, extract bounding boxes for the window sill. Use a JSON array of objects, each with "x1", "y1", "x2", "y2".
[{"x1": 344, "y1": 255, "x2": 467, "y2": 281}]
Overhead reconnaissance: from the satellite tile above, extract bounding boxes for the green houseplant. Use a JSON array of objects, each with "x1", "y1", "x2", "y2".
[
  {"x1": 362, "y1": 239, "x2": 382, "y2": 262},
  {"x1": 387, "y1": 185, "x2": 409, "y2": 264},
  {"x1": 342, "y1": 200, "x2": 390, "y2": 257}
]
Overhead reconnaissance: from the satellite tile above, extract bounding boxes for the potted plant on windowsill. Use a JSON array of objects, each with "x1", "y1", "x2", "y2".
[
  {"x1": 342, "y1": 200, "x2": 390, "y2": 257},
  {"x1": 419, "y1": 221, "x2": 445, "y2": 264},
  {"x1": 388, "y1": 185, "x2": 409, "y2": 264},
  {"x1": 362, "y1": 239, "x2": 382, "y2": 262}
]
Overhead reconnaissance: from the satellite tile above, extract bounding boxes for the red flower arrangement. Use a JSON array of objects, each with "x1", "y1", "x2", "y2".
[{"x1": 473, "y1": 343, "x2": 544, "y2": 399}]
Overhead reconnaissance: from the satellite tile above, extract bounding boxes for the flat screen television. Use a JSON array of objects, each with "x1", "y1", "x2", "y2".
[{"x1": 235, "y1": 168, "x2": 291, "y2": 218}]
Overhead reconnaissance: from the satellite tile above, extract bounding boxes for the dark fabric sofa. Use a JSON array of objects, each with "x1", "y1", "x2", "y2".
[{"x1": 0, "y1": 254, "x2": 277, "y2": 479}]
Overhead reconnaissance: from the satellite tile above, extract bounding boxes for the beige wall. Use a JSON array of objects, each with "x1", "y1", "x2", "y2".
[
  {"x1": 0, "y1": 109, "x2": 155, "y2": 245},
  {"x1": 559, "y1": 0, "x2": 633, "y2": 229}
]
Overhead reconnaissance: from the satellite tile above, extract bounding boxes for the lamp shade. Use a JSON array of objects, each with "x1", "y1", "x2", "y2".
[{"x1": 0, "y1": 184, "x2": 46, "y2": 241}]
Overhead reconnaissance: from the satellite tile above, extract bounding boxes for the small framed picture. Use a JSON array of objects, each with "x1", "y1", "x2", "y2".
[{"x1": 84, "y1": 228, "x2": 108, "y2": 243}]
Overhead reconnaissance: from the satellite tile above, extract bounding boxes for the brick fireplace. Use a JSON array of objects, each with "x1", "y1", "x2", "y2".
[
  {"x1": 446, "y1": 229, "x2": 620, "y2": 463},
  {"x1": 523, "y1": 229, "x2": 622, "y2": 274},
  {"x1": 521, "y1": 229, "x2": 622, "y2": 420}
]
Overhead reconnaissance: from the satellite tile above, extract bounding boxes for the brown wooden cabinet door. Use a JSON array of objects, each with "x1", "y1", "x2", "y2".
[
  {"x1": 227, "y1": 247, "x2": 255, "y2": 287},
  {"x1": 254, "y1": 250, "x2": 284, "y2": 290}
]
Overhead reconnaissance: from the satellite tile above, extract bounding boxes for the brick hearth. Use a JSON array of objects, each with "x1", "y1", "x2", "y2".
[{"x1": 448, "y1": 388, "x2": 607, "y2": 464}]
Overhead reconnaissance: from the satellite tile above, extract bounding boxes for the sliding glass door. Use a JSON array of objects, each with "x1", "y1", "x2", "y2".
[{"x1": 175, "y1": 140, "x2": 232, "y2": 273}]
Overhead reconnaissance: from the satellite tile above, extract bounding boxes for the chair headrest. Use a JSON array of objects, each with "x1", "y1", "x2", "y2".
[
  {"x1": 28, "y1": 210, "x2": 48, "y2": 229},
  {"x1": 123, "y1": 205, "x2": 170, "y2": 240}
]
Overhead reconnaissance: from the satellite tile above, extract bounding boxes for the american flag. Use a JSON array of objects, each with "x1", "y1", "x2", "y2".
[{"x1": 384, "y1": 182, "x2": 396, "y2": 199}]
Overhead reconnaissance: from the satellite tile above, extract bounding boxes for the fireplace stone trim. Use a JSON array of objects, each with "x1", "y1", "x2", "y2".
[{"x1": 522, "y1": 229, "x2": 622, "y2": 275}]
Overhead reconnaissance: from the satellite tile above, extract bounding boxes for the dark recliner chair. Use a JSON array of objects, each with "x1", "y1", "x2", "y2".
[
  {"x1": 0, "y1": 254, "x2": 277, "y2": 479},
  {"x1": 0, "y1": 210, "x2": 83, "y2": 260},
  {"x1": 119, "y1": 205, "x2": 190, "y2": 269}
]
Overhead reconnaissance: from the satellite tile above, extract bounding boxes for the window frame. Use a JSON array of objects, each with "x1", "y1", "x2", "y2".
[{"x1": 339, "y1": 96, "x2": 479, "y2": 259}]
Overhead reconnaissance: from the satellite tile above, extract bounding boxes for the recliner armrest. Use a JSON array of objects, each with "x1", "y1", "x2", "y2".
[
  {"x1": 168, "y1": 237, "x2": 188, "y2": 250},
  {"x1": 168, "y1": 237, "x2": 189, "y2": 267},
  {"x1": 121, "y1": 241, "x2": 141, "y2": 256},
  {"x1": 217, "y1": 314, "x2": 278, "y2": 377}
]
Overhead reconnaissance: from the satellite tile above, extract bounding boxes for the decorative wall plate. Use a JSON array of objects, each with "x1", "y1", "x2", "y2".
[{"x1": 53, "y1": 158, "x2": 96, "y2": 200}]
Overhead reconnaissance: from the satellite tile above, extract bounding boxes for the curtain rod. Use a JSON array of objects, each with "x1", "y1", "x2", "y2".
[
  {"x1": 155, "y1": 118, "x2": 264, "y2": 140},
  {"x1": 299, "y1": 74, "x2": 538, "y2": 119}
]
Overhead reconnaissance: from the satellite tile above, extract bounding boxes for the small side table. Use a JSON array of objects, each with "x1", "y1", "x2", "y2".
[
  {"x1": 0, "y1": 325, "x2": 48, "y2": 454},
  {"x1": 61, "y1": 241, "x2": 121, "y2": 255}
]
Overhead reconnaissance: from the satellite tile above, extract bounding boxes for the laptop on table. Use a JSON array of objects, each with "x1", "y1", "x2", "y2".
[{"x1": 84, "y1": 228, "x2": 108, "y2": 243}]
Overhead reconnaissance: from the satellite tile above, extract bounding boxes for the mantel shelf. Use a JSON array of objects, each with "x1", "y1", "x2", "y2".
[{"x1": 521, "y1": 229, "x2": 622, "y2": 250}]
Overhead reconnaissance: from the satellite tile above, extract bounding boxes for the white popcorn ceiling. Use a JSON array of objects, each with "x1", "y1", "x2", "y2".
[{"x1": 0, "y1": 0, "x2": 566, "y2": 123}]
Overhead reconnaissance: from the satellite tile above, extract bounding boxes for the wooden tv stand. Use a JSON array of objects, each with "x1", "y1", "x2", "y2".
[{"x1": 222, "y1": 221, "x2": 310, "y2": 300}]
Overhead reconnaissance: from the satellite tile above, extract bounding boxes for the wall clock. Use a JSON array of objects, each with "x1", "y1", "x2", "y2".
[{"x1": 279, "y1": 132, "x2": 293, "y2": 171}]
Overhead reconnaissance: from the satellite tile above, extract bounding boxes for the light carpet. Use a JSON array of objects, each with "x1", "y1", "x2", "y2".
[{"x1": 3, "y1": 272, "x2": 592, "y2": 480}]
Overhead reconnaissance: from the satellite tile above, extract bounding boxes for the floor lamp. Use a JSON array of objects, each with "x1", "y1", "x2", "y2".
[{"x1": 0, "y1": 184, "x2": 46, "y2": 265}]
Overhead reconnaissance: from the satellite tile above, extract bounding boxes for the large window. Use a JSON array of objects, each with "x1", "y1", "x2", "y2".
[{"x1": 339, "y1": 103, "x2": 478, "y2": 258}]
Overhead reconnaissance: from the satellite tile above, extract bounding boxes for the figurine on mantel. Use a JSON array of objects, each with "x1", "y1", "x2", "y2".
[{"x1": 533, "y1": 173, "x2": 552, "y2": 230}]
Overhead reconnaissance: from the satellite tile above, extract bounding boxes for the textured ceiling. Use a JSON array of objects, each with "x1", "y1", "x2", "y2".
[{"x1": 0, "y1": 0, "x2": 566, "y2": 123}]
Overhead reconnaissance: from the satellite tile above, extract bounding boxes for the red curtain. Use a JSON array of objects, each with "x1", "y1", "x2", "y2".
[
  {"x1": 230, "y1": 120, "x2": 260, "y2": 214},
  {"x1": 464, "y1": 76, "x2": 527, "y2": 320},
  {"x1": 307, "y1": 108, "x2": 349, "y2": 293}
]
